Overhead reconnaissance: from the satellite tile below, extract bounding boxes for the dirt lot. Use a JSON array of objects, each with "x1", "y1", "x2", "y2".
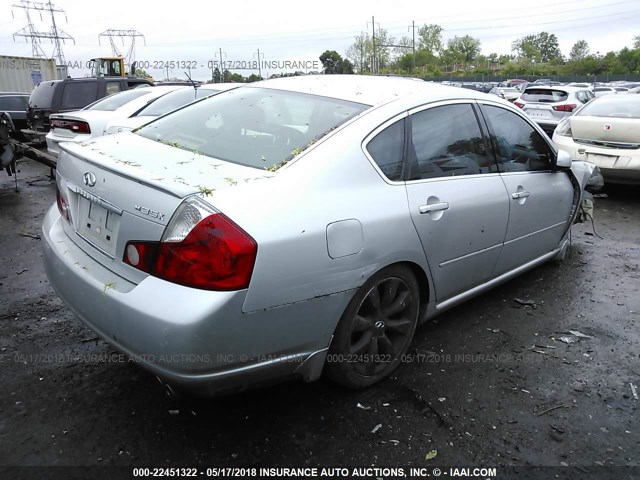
[{"x1": 1, "y1": 158, "x2": 639, "y2": 478}]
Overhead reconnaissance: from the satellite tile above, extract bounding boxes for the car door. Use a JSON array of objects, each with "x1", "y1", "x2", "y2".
[
  {"x1": 403, "y1": 102, "x2": 510, "y2": 302},
  {"x1": 478, "y1": 103, "x2": 575, "y2": 275}
]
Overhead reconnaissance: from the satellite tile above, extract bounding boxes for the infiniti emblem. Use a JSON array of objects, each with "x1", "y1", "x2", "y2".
[{"x1": 83, "y1": 171, "x2": 97, "y2": 187}]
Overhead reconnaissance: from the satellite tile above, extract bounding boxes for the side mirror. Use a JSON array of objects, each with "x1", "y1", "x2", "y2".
[{"x1": 555, "y1": 149, "x2": 572, "y2": 169}]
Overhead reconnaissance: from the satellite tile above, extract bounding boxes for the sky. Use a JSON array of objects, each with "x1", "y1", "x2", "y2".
[{"x1": 0, "y1": 0, "x2": 638, "y2": 81}]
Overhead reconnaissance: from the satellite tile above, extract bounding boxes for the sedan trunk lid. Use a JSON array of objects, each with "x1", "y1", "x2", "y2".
[{"x1": 56, "y1": 132, "x2": 272, "y2": 283}]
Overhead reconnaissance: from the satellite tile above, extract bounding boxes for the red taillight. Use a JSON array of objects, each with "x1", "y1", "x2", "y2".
[
  {"x1": 514, "y1": 101, "x2": 524, "y2": 108},
  {"x1": 552, "y1": 104, "x2": 577, "y2": 112},
  {"x1": 124, "y1": 213, "x2": 257, "y2": 291},
  {"x1": 56, "y1": 184, "x2": 72, "y2": 223},
  {"x1": 51, "y1": 119, "x2": 91, "y2": 134}
]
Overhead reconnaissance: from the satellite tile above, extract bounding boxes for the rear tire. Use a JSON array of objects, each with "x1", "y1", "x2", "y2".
[{"x1": 326, "y1": 265, "x2": 420, "y2": 389}]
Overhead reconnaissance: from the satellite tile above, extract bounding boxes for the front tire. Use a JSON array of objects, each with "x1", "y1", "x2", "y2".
[{"x1": 326, "y1": 265, "x2": 420, "y2": 388}]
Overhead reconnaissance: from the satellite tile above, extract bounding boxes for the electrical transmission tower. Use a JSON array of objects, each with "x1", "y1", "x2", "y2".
[
  {"x1": 11, "y1": 0, "x2": 74, "y2": 64},
  {"x1": 98, "y1": 29, "x2": 146, "y2": 67}
]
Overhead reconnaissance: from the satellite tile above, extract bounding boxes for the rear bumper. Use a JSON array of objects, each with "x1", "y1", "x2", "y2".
[
  {"x1": 42, "y1": 205, "x2": 351, "y2": 395},
  {"x1": 45, "y1": 132, "x2": 85, "y2": 158},
  {"x1": 553, "y1": 136, "x2": 640, "y2": 185}
]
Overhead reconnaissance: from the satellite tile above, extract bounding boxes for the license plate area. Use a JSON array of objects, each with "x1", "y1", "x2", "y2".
[
  {"x1": 76, "y1": 195, "x2": 121, "y2": 258},
  {"x1": 586, "y1": 153, "x2": 618, "y2": 168}
]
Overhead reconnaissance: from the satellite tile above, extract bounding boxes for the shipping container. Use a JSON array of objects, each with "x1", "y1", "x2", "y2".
[{"x1": 0, "y1": 55, "x2": 58, "y2": 93}]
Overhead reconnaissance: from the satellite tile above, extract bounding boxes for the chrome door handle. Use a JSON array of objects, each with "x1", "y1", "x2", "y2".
[
  {"x1": 511, "y1": 191, "x2": 530, "y2": 199},
  {"x1": 419, "y1": 202, "x2": 449, "y2": 214}
]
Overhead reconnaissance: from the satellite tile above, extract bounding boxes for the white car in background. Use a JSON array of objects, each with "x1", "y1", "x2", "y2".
[
  {"x1": 45, "y1": 86, "x2": 182, "y2": 157},
  {"x1": 104, "y1": 83, "x2": 239, "y2": 135},
  {"x1": 593, "y1": 86, "x2": 629, "y2": 97}
]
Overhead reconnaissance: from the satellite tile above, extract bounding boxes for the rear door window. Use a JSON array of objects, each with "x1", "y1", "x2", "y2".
[
  {"x1": 521, "y1": 89, "x2": 569, "y2": 103},
  {"x1": 61, "y1": 82, "x2": 99, "y2": 110},
  {"x1": 408, "y1": 103, "x2": 493, "y2": 180}
]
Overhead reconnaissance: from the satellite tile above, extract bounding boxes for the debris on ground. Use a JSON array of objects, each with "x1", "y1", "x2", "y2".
[
  {"x1": 168, "y1": 410, "x2": 179, "y2": 415},
  {"x1": 568, "y1": 330, "x2": 593, "y2": 339},
  {"x1": 514, "y1": 298, "x2": 537, "y2": 308},
  {"x1": 425, "y1": 449, "x2": 438, "y2": 461},
  {"x1": 356, "y1": 403, "x2": 371, "y2": 411},
  {"x1": 559, "y1": 336, "x2": 578, "y2": 344},
  {"x1": 371, "y1": 424, "x2": 382, "y2": 434},
  {"x1": 630, "y1": 383, "x2": 638, "y2": 400}
]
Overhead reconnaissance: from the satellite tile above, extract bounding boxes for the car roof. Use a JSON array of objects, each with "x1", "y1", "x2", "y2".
[
  {"x1": 246, "y1": 74, "x2": 485, "y2": 106},
  {"x1": 524, "y1": 85, "x2": 585, "y2": 91}
]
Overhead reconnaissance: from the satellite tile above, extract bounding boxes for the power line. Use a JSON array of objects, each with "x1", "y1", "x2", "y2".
[
  {"x1": 11, "y1": 0, "x2": 74, "y2": 64},
  {"x1": 98, "y1": 29, "x2": 145, "y2": 66}
]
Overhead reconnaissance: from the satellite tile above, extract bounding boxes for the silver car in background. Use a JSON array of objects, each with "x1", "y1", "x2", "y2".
[{"x1": 42, "y1": 75, "x2": 597, "y2": 396}]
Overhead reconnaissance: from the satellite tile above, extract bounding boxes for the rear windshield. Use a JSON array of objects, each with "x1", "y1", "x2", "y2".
[
  {"x1": 521, "y1": 89, "x2": 568, "y2": 103},
  {"x1": 136, "y1": 87, "x2": 369, "y2": 169},
  {"x1": 29, "y1": 81, "x2": 58, "y2": 109},
  {"x1": 578, "y1": 96, "x2": 640, "y2": 118},
  {"x1": 86, "y1": 88, "x2": 153, "y2": 111},
  {"x1": 134, "y1": 87, "x2": 218, "y2": 117}
]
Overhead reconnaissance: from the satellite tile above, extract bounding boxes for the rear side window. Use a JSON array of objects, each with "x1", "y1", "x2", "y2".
[
  {"x1": 521, "y1": 89, "x2": 568, "y2": 103},
  {"x1": 106, "y1": 81, "x2": 123, "y2": 95},
  {"x1": 29, "y1": 81, "x2": 57, "y2": 108},
  {"x1": 61, "y1": 82, "x2": 99, "y2": 110},
  {"x1": 86, "y1": 88, "x2": 153, "y2": 111},
  {"x1": 367, "y1": 119, "x2": 404, "y2": 181},
  {"x1": 0, "y1": 96, "x2": 28, "y2": 111},
  {"x1": 408, "y1": 104, "x2": 492, "y2": 180}
]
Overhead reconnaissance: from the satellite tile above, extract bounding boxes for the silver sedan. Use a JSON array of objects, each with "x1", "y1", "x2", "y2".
[{"x1": 42, "y1": 75, "x2": 598, "y2": 396}]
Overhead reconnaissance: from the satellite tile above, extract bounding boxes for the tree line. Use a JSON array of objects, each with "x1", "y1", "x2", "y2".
[{"x1": 318, "y1": 27, "x2": 640, "y2": 78}]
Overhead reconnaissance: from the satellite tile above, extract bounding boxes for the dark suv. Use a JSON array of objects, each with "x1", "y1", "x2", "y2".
[{"x1": 27, "y1": 76, "x2": 153, "y2": 135}]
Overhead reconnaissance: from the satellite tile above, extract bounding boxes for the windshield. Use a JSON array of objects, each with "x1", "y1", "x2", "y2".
[
  {"x1": 134, "y1": 87, "x2": 219, "y2": 117},
  {"x1": 136, "y1": 87, "x2": 369, "y2": 169},
  {"x1": 86, "y1": 89, "x2": 153, "y2": 111},
  {"x1": 578, "y1": 96, "x2": 640, "y2": 118}
]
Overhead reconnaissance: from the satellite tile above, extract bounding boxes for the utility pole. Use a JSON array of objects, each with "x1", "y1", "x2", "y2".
[
  {"x1": 12, "y1": 0, "x2": 74, "y2": 65},
  {"x1": 408, "y1": 20, "x2": 417, "y2": 71},
  {"x1": 254, "y1": 48, "x2": 264, "y2": 79},
  {"x1": 367, "y1": 17, "x2": 378, "y2": 74},
  {"x1": 371, "y1": 16, "x2": 376, "y2": 74},
  {"x1": 217, "y1": 48, "x2": 226, "y2": 82}
]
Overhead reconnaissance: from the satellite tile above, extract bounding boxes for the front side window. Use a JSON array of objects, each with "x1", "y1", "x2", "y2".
[
  {"x1": 136, "y1": 87, "x2": 368, "y2": 170},
  {"x1": 480, "y1": 105, "x2": 553, "y2": 172},
  {"x1": 408, "y1": 103, "x2": 492, "y2": 180},
  {"x1": 366, "y1": 119, "x2": 404, "y2": 181}
]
